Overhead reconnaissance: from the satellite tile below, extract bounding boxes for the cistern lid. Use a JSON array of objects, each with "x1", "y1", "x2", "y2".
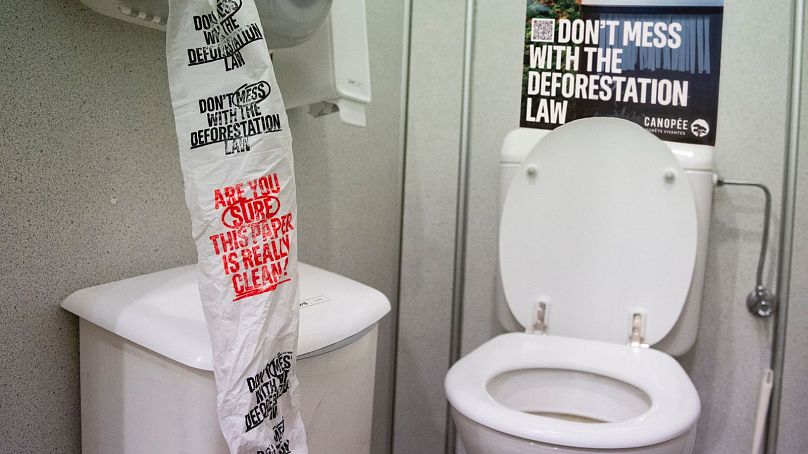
[
  {"x1": 499, "y1": 118, "x2": 697, "y2": 346},
  {"x1": 61, "y1": 263, "x2": 390, "y2": 370}
]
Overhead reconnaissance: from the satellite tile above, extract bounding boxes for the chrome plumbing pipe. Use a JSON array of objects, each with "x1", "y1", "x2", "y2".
[{"x1": 716, "y1": 179, "x2": 776, "y2": 317}]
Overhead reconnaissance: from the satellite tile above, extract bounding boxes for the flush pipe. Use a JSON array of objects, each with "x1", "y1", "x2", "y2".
[
  {"x1": 765, "y1": 0, "x2": 804, "y2": 451},
  {"x1": 715, "y1": 179, "x2": 776, "y2": 317}
]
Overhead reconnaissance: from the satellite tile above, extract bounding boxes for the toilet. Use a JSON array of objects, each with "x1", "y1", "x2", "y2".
[{"x1": 445, "y1": 117, "x2": 715, "y2": 454}]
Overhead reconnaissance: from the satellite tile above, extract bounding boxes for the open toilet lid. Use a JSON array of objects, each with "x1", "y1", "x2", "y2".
[{"x1": 499, "y1": 118, "x2": 698, "y2": 346}]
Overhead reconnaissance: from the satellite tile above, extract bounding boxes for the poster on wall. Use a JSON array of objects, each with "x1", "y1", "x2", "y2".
[{"x1": 520, "y1": 0, "x2": 724, "y2": 145}]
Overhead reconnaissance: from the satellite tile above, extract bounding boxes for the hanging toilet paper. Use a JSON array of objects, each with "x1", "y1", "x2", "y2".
[{"x1": 165, "y1": 1, "x2": 307, "y2": 453}]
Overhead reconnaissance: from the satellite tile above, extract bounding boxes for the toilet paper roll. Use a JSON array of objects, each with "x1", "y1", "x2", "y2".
[{"x1": 165, "y1": 1, "x2": 308, "y2": 452}]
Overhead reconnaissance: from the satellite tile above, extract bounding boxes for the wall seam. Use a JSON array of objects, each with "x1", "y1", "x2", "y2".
[
  {"x1": 445, "y1": 0, "x2": 477, "y2": 452},
  {"x1": 766, "y1": 0, "x2": 804, "y2": 451},
  {"x1": 390, "y1": 0, "x2": 414, "y2": 450}
]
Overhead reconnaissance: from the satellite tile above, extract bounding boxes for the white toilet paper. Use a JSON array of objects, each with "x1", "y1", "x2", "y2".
[{"x1": 165, "y1": 1, "x2": 308, "y2": 452}]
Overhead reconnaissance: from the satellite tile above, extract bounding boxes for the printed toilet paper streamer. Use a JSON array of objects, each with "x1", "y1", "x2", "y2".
[{"x1": 166, "y1": 1, "x2": 307, "y2": 452}]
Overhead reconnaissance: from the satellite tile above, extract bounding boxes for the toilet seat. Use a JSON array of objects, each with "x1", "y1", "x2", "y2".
[
  {"x1": 499, "y1": 118, "x2": 698, "y2": 345},
  {"x1": 445, "y1": 333, "x2": 700, "y2": 449}
]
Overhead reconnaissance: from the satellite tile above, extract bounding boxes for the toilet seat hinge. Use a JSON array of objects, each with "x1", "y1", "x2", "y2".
[
  {"x1": 628, "y1": 312, "x2": 649, "y2": 348},
  {"x1": 527, "y1": 301, "x2": 548, "y2": 335}
]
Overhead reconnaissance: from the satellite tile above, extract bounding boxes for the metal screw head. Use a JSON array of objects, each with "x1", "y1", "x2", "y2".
[{"x1": 747, "y1": 285, "x2": 777, "y2": 318}]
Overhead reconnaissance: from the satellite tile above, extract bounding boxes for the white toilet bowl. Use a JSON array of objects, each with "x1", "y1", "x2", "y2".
[
  {"x1": 445, "y1": 118, "x2": 716, "y2": 454},
  {"x1": 446, "y1": 334, "x2": 699, "y2": 454}
]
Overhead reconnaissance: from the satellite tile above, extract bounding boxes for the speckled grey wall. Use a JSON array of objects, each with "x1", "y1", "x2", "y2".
[
  {"x1": 0, "y1": 2, "x2": 195, "y2": 452},
  {"x1": 455, "y1": 1, "x2": 793, "y2": 453},
  {"x1": 290, "y1": 0, "x2": 406, "y2": 450},
  {"x1": 777, "y1": 6, "x2": 808, "y2": 452},
  {"x1": 0, "y1": 1, "x2": 405, "y2": 453}
]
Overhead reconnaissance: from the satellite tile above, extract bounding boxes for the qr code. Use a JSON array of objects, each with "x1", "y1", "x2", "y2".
[{"x1": 531, "y1": 18, "x2": 555, "y2": 43}]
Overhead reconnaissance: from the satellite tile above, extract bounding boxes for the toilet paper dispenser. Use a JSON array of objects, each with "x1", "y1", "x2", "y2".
[{"x1": 81, "y1": 0, "x2": 372, "y2": 126}]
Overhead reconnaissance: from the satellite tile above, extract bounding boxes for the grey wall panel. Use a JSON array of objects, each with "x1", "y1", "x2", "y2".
[
  {"x1": 291, "y1": 2, "x2": 406, "y2": 452},
  {"x1": 460, "y1": 0, "x2": 524, "y2": 357},
  {"x1": 394, "y1": 1, "x2": 467, "y2": 453},
  {"x1": 0, "y1": 1, "x2": 406, "y2": 453},
  {"x1": 777, "y1": 5, "x2": 808, "y2": 451}
]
